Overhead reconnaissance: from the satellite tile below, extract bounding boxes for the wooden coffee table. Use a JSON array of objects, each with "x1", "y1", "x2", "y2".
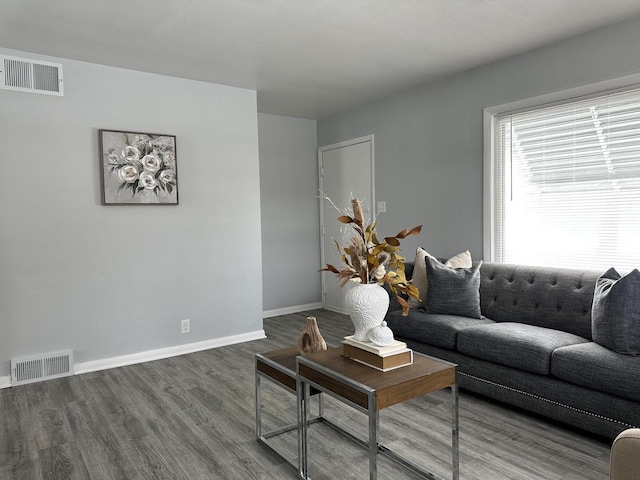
[{"x1": 296, "y1": 347, "x2": 459, "y2": 480}]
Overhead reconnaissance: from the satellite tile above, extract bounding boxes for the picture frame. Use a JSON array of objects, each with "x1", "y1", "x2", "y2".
[{"x1": 99, "y1": 129, "x2": 178, "y2": 205}]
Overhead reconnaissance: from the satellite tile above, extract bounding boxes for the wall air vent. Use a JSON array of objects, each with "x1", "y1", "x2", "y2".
[
  {"x1": 1, "y1": 55, "x2": 64, "y2": 96},
  {"x1": 10, "y1": 350, "x2": 73, "y2": 386}
]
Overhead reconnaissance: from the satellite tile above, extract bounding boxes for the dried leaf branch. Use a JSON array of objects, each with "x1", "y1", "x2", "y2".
[{"x1": 319, "y1": 194, "x2": 422, "y2": 316}]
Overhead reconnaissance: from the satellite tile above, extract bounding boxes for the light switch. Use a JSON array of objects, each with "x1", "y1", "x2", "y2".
[{"x1": 377, "y1": 201, "x2": 386, "y2": 214}]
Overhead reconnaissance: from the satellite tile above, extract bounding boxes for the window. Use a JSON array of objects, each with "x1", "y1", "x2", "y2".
[{"x1": 493, "y1": 88, "x2": 640, "y2": 271}]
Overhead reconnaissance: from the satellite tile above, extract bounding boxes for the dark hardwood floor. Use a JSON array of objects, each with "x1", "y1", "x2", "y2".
[{"x1": 0, "y1": 309, "x2": 611, "y2": 479}]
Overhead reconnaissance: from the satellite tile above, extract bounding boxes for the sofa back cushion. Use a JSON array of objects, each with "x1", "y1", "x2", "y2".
[
  {"x1": 592, "y1": 268, "x2": 640, "y2": 355},
  {"x1": 480, "y1": 263, "x2": 600, "y2": 339}
]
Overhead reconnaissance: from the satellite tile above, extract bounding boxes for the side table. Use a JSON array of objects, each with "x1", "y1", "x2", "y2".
[
  {"x1": 296, "y1": 347, "x2": 459, "y2": 480},
  {"x1": 256, "y1": 346, "x2": 352, "y2": 471},
  {"x1": 256, "y1": 346, "x2": 309, "y2": 469}
]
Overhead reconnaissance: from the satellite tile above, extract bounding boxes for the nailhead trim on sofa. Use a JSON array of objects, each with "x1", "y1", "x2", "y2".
[{"x1": 459, "y1": 372, "x2": 638, "y2": 430}]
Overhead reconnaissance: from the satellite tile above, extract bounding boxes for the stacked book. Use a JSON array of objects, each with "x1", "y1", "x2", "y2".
[{"x1": 342, "y1": 335, "x2": 413, "y2": 372}]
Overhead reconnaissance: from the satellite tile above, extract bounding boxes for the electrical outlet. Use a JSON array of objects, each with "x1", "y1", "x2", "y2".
[{"x1": 181, "y1": 319, "x2": 191, "y2": 334}]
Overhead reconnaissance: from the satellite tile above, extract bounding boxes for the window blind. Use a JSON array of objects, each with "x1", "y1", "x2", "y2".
[{"x1": 495, "y1": 88, "x2": 640, "y2": 272}]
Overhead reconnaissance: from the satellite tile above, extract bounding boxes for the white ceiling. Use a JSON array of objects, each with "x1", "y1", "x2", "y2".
[{"x1": 2, "y1": 0, "x2": 640, "y2": 120}]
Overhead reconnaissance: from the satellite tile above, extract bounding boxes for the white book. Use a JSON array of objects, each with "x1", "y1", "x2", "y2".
[
  {"x1": 342, "y1": 335, "x2": 408, "y2": 357},
  {"x1": 349, "y1": 353, "x2": 414, "y2": 372}
]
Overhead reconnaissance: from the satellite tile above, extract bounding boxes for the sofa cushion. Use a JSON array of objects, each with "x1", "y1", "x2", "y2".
[
  {"x1": 425, "y1": 256, "x2": 482, "y2": 318},
  {"x1": 407, "y1": 248, "x2": 432, "y2": 309},
  {"x1": 408, "y1": 248, "x2": 472, "y2": 308},
  {"x1": 480, "y1": 263, "x2": 599, "y2": 339},
  {"x1": 457, "y1": 323, "x2": 589, "y2": 375},
  {"x1": 592, "y1": 268, "x2": 640, "y2": 356},
  {"x1": 386, "y1": 308, "x2": 494, "y2": 350},
  {"x1": 552, "y1": 342, "x2": 640, "y2": 402}
]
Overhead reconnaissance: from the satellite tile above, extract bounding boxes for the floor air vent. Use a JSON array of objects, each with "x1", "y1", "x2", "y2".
[
  {"x1": 1, "y1": 55, "x2": 64, "y2": 96},
  {"x1": 11, "y1": 350, "x2": 73, "y2": 386}
]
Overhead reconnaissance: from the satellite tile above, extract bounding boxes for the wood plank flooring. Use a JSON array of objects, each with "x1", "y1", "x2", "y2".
[{"x1": 0, "y1": 309, "x2": 611, "y2": 479}]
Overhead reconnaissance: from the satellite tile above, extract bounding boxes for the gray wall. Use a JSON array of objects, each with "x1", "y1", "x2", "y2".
[
  {"x1": 258, "y1": 113, "x2": 321, "y2": 313},
  {"x1": 0, "y1": 48, "x2": 263, "y2": 380},
  {"x1": 317, "y1": 15, "x2": 640, "y2": 262}
]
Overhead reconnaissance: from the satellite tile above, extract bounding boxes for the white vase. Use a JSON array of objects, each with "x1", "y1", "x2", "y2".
[{"x1": 345, "y1": 283, "x2": 390, "y2": 342}]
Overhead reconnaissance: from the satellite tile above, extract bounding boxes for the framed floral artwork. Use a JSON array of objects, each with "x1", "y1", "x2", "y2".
[{"x1": 99, "y1": 129, "x2": 178, "y2": 205}]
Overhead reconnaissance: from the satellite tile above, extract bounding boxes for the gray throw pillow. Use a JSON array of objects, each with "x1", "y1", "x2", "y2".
[
  {"x1": 424, "y1": 256, "x2": 482, "y2": 319},
  {"x1": 592, "y1": 267, "x2": 640, "y2": 356}
]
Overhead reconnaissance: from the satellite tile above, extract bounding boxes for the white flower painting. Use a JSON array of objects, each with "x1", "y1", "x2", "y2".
[{"x1": 99, "y1": 129, "x2": 178, "y2": 205}]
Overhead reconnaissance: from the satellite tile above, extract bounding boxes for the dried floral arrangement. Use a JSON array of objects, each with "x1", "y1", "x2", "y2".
[{"x1": 320, "y1": 196, "x2": 422, "y2": 315}]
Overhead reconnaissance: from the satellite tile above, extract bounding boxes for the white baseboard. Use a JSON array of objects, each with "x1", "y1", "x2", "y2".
[
  {"x1": 0, "y1": 330, "x2": 266, "y2": 389},
  {"x1": 323, "y1": 305, "x2": 347, "y2": 315},
  {"x1": 74, "y1": 329, "x2": 266, "y2": 375},
  {"x1": 263, "y1": 302, "x2": 323, "y2": 319}
]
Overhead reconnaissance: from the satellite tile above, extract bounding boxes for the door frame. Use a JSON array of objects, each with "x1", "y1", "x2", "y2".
[{"x1": 318, "y1": 134, "x2": 375, "y2": 312}]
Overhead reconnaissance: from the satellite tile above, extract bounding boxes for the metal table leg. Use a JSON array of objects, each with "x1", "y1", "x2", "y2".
[
  {"x1": 255, "y1": 368, "x2": 261, "y2": 439},
  {"x1": 452, "y1": 378, "x2": 459, "y2": 480},
  {"x1": 368, "y1": 394, "x2": 378, "y2": 480},
  {"x1": 297, "y1": 375, "x2": 309, "y2": 479}
]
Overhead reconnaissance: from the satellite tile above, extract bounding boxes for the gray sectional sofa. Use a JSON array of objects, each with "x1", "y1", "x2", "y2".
[{"x1": 385, "y1": 261, "x2": 640, "y2": 440}]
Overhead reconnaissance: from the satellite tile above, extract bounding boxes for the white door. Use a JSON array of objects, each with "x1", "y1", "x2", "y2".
[{"x1": 319, "y1": 135, "x2": 374, "y2": 313}]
